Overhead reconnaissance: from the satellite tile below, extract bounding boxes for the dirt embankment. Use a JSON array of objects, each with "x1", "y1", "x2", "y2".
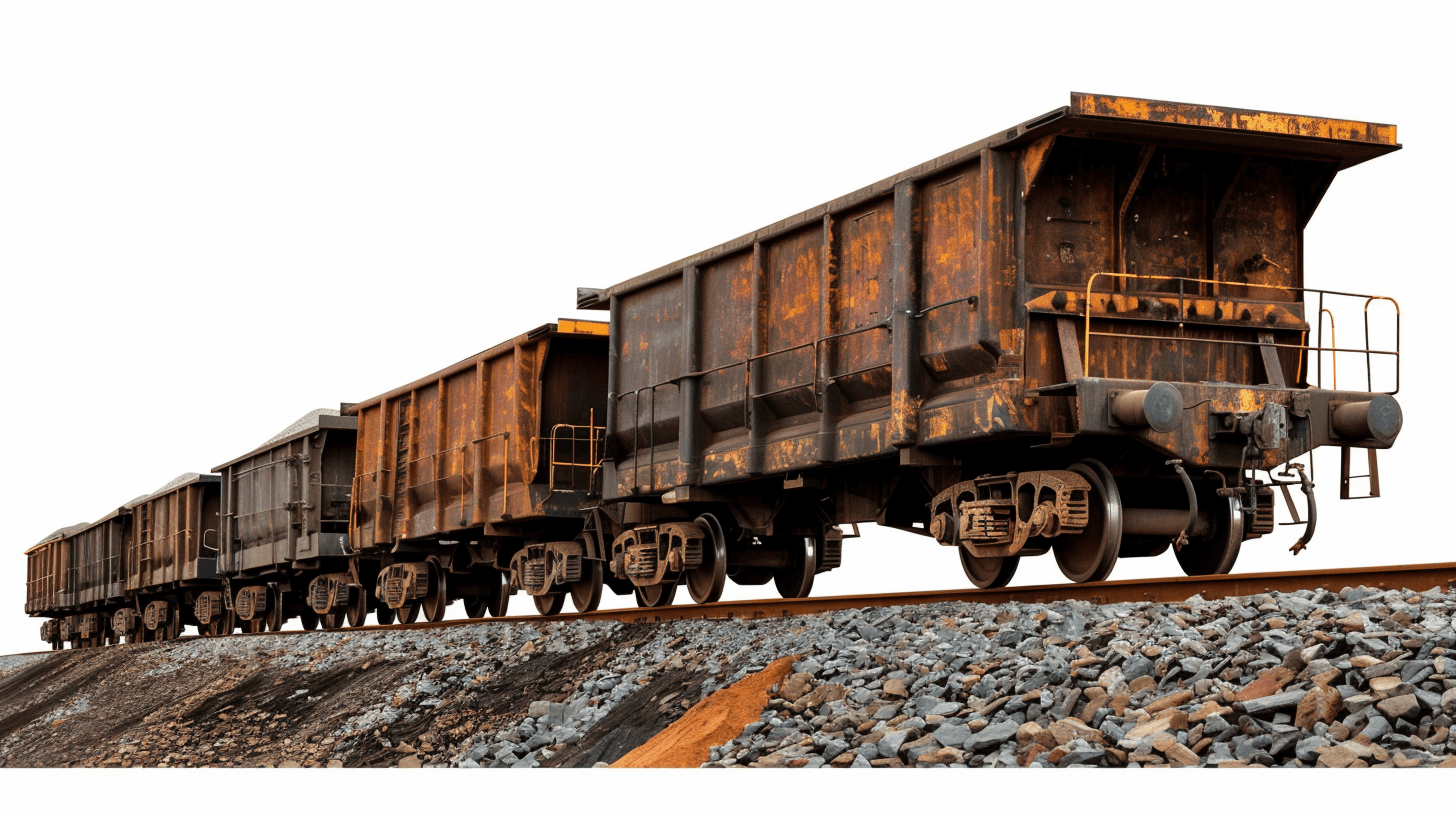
[{"x1": 0, "y1": 615, "x2": 818, "y2": 768}]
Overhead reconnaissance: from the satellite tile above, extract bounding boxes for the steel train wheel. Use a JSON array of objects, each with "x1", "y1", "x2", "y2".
[
  {"x1": 299, "y1": 609, "x2": 320, "y2": 631},
  {"x1": 398, "y1": 601, "x2": 421, "y2": 624},
  {"x1": 1053, "y1": 461, "x2": 1123, "y2": 583},
  {"x1": 570, "y1": 558, "x2": 604, "y2": 613},
  {"x1": 1175, "y1": 494, "x2": 1244, "y2": 576},
  {"x1": 323, "y1": 612, "x2": 345, "y2": 629},
  {"x1": 486, "y1": 571, "x2": 510, "y2": 617},
  {"x1": 165, "y1": 600, "x2": 183, "y2": 640},
  {"x1": 217, "y1": 608, "x2": 236, "y2": 636},
  {"x1": 347, "y1": 587, "x2": 369, "y2": 627},
  {"x1": 634, "y1": 582, "x2": 677, "y2": 608},
  {"x1": 533, "y1": 592, "x2": 566, "y2": 616},
  {"x1": 265, "y1": 587, "x2": 286, "y2": 632},
  {"x1": 375, "y1": 604, "x2": 396, "y2": 626},
  {"x1": 686, "y1": 514, "x2": 728, "y2": 605},
  {"x1": 959, "y1": 547, "x2": 1019, "y2": 589},
  {"x1": 463, "y1": 569, "x2": 511, "y2": 618},
  {"x1": 422, "y1": 564, "x2": 448, "y2": 623},
  {"x1": 773, "y1": 536, "x2": 816, "y2": 599}
]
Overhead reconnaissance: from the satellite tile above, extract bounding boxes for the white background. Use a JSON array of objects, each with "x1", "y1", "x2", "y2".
[{"x1": 0, "y1": 0, "x2": 1450, "y2": 798}]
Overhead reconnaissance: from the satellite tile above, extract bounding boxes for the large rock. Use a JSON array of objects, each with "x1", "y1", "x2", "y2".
[
  {"x1": 1122, "y1": 654, "x2": 1155, "y2": 681},
  {"x1": 1294, "y1": 685, "x2": 1343, "y2": 729},
  {"x1": 1234, "y1": 667, "x2": 1296, "y2": 702},
  {"x1": 822, "y1": 739, "x2": 850, "y2": 762},
  {"x1": 1123, "y1": 716, "x2": 1174, "y2": 741},
  {"x1": 1098, "y1": 666, "x2": 1128, "y2": 695},
  {"x1": 915, "y1": 746, "x2": 965, "y2": 766},
  {"x1": 1362, "y1": 659, "x2": 1407, "y2": 679},
  {"x1": 1375, "y1": 694, "x2": 1419, "y2": 722},
  {"x1": 798, "y1": 683, "x2": 847, "y2": 710},
  {"x1": 900, "y1": 734, "x2": 943, "y2": 763},
  {"x1": 1316, "y1": 744, "x2": 1357, "y2": 768},
  {"x1": 1048, "y1": 718, "x2": 1104, "y2": 747},
  {"x1": 1015, "y1": 721, "x2": 1046, "y2": 747},
  {"x1": 1295, "y1": 735, "x2": 1328, "y2": 763},
  {"x1": 1163, "y1": 742, "x2": 1199, "y2": 767},
  {"x1": 1238, "y1": 690, "x2": 1306, "y2": 716},
  {"x1": 876, "y1": 730, "x2": 911, "y2": 759},
  {"x1": 930, "y1": 723, "x2": 975, "y2": 750},
  {"x1": 1145, "y1": 689, "x2": 1192, "y2": 713},
  {"x1": 964, "y1": 720, "x2": 1020, "y2": 754},
  {"x1": 777, "y1": 672, "x2": 815, "y2": 703}
]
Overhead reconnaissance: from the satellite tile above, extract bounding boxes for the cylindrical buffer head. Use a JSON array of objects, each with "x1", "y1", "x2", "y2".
[
  {"x1": 1332, "y1": 395, "x2": 1403, "y2": 445},
  {"x1": 1111, "y1": 382, "x2": 1183, "y2": 433}
]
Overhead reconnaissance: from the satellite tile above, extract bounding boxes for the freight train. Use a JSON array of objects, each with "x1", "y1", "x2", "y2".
[{"x1": 25, "y1": 93, "x2": 1405, "y2": 648}]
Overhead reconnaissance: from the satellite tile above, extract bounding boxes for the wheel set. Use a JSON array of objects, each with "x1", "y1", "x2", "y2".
[{"x1": 957, "y1": 458, "x2": 1249, "y2": 590}]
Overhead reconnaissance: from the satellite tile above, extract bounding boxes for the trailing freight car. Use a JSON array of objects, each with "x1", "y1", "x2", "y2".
[
  {"x1": 27, "y1": 514, "x2": 131, "y2": 648},
  {"x1": 576, "y1": 92, "x2": 1403, "y2": 598},
  {"x1": 345, "y1": 319, "x2": 610, "y2": 620},
  {"x1": 120, "y1": 473, "x2": 224, "y2": 640},
  {"x1": 26, "y1": 523, "x2": 86, "y2": 648},
  {"x1": 26, "y1": 474, "x2": 226, "y2": 646},
  {"x1": 214, "y1": 409, "x2": 362, "y2": 633}
]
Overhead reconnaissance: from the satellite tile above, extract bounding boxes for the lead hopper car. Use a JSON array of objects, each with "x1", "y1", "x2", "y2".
[{"x1": 25, "y1": 93, "x2": 1404, "y2": 648}]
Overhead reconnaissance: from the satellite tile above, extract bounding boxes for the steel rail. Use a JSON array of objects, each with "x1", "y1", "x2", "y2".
[{"x1": 231, "y1": 560, "x2": 1456, "y2": 638}]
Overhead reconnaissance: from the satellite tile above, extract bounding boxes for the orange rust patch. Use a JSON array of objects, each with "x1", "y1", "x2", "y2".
[
  {"x1": 1072, "y1": 92, "x2": 1397, "y2": 145},
  {"x1": 611, "y1": 655, "x2": 800, "y2": 768}
]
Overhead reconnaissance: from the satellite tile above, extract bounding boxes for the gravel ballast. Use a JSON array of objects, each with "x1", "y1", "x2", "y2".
[{"x1": 1, "y1": 584, "x2": 1452, "y2": 768}]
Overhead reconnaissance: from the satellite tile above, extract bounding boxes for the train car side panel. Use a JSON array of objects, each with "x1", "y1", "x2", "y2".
[
  {"x1": 348, "y1": 321, "x2": 609, "y2": 551},
  {"x1": 126, "y1": 475, "x2": 220, "y2": 591}
]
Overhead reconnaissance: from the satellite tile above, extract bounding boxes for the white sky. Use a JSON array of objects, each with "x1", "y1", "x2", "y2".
[{"x1": 0, "y1": 0, "x2": 1451, "y2": 797}]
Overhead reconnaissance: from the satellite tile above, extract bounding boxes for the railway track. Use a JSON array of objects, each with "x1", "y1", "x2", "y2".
[
  {"x1": 11, "y1": 561, "x2": 1456, "y2": 656},
  {"x1": 215, "y1": 560, "x2": 1456, "y2": 639}
]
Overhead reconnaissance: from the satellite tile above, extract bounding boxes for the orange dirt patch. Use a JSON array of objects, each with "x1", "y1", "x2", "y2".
[{"x1": 612, "y1": 655, "x2": 800, "y2": 768}]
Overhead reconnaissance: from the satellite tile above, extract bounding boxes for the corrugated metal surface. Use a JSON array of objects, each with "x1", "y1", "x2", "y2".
[
  {"x1": 216, "y1": 412, "x2": 358, "y2": 574},
  {"x1": 24, "y1": 539, "x2": 70, "y2": 615},
  {"x1": 70, "y1": 509, "x2": 128, "y2": 608},
  {"x1": 125, "y1": 474, "x2": 221, "y2": 591},
  {"x1": 346, "y1": 320, "x2": 608, "y2": 548}
]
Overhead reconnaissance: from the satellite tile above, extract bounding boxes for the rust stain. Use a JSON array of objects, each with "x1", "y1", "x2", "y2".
[{"x1": 1073, "y1": 92, "x2": 1397, "y2": 145}]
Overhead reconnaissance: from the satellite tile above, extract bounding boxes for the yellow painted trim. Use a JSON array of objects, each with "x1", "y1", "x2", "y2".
[{"x1": 558, "y1": 318, "x2": 610, "y2": 336}]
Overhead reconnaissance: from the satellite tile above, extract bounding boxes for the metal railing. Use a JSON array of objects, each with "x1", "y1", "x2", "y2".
[
  {"x1": 1080, "y1": 272, "x2": 1400, "y2": 394},
  {"x1": 548, "y1": 410, "x2": 605, "y2": 494}
]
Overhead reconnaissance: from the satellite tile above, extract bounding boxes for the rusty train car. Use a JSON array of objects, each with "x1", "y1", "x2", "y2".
[
  {"x1": 573, "y1": 92, "x2": 1404, "y2": 599},
  {"x1": 346, "y1": 319, "x2": 610, "y2": 621},
  {"x1": 23, "y1": 93, "x2": 1405, "y2": 647},
  {"x1": 24, "y1": 474, "x2": 224, "y2": 647},
  {"x1": 214, "y1": 409, "x2": 361, "y2": 633}
]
